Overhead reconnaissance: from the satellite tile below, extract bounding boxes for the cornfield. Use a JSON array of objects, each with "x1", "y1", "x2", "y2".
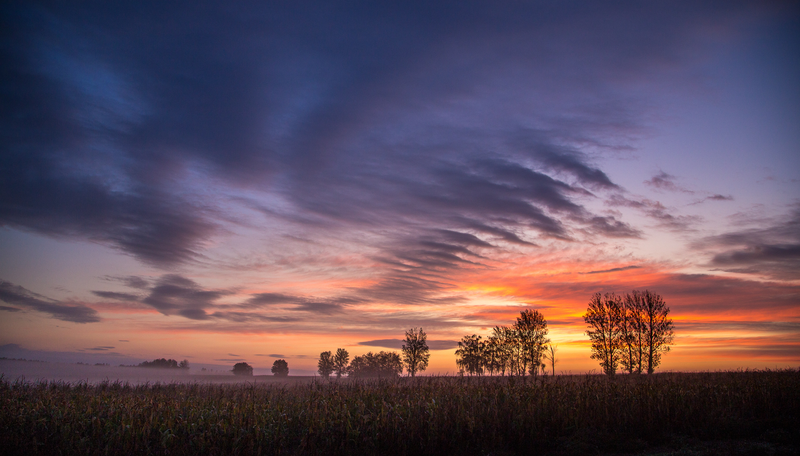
[{"x1": 1, "y1": 370, "x2": 798, "y2": 455}]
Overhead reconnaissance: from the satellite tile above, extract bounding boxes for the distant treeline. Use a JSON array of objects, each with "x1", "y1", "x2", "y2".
[
  {"x1": 132, "y1": 358, "x2": 189, "y2": 369},
  {"x1": 0, "y1": 357, "x2": 46, "y2": 363}
]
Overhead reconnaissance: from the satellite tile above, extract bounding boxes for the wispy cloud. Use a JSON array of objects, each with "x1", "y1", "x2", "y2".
[
  {"x1": 358, "y1": 339, "x2": 459, "y2": 350},
  {"x1": 580, "y1": 265, "x2": 641, "y2": 275},
  {"x1": 0, "y1": 280, "x2": 100, "y2": 323},
  {"x1": 693, "y1": 207, "x2": 800, "y2": 281},
  {"x1": 644, "y1": 171, "x2": 694, "y2": 194}
]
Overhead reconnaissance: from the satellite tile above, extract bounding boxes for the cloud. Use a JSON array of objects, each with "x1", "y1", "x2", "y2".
[
  {"x1": 91, "y1": 291, "x2": 141, "y2": 301},
  {"x1": 706, "y1": 194, "x2": 734, "y2": 201},
  {"x1": 608, "y1": 194, "x2": 701, "y2": 231},
  {"x1": 644, "y1": 171, "x2": 693, "y2": 193},
  {"x1": 2, "y1": 0, "x2": 752, "y2": 275},
  {"x1": 141, "y1": 275, "x2": 232, "y2": 320},
  {"x1": 0, "y1": 305, "x2": 21, "y2": 312},
  {"x1": 0, "y1": 280, "x2": 100, "y2": 323},
  {"x1": 694, "y1": 208, "x2": 800, "y2": 280},
  {"x1": 358, "y1": 339, "x2": 459, "y2": 350},
  {"x1": 580, "y1": 265, "x2": 641, "y2": 275},
  {"x1": 86, "y1": 346, "x2": 115, "y2": 351}
]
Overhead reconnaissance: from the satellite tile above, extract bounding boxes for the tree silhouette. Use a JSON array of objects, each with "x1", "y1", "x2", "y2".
[
  {"x1": 232, "y1": 362, "x2": 253, "y2": 376},
  {"x1": 138, "y1": 358, "x2": 187, "y2": 369},
  {"x1": 318, "y1": 351, "x2": 334, "y2": 379},
  {"x1": 271, "y1": 359, "x2": 289, "y2": 377},
  {"x1": 455, "y1": 334, "x2": 485, "y2": 375},
  {"x1": 514, "y1": 309, "x2": 549, "y2": 377},
  {"x1": 585, "y1": 292, "x2": 623, "y2": 375},
  {"x1": 620, "y1": 291, "x2": 647, "y2": 374},
  {"x1": 402, "y1": 327, "x2": 430, "y2": 377},
  {"x1": 585, "y1": 290, "x2": 674, "y2": 375},
  {"x1": 640, "y1": 290, "x2": 674, "y2": 373},
  {"x1": 544, "y1": 342, "x2": 558, "y2": 376},
  {"x1": 333, "y1": 348, "x2": 349, "y2": 378},
  {"x1": 348, "y1": 351, "x2": 402, "y2": 378}
]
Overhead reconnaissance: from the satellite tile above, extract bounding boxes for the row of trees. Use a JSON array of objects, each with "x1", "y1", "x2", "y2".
[
  {"x1": 317, "y1": 328, "x2": 431, "y2": 378},
  {"x1": 455, "y1": 290, "x2": 674, "y2": 377},
  {"x1": 584, "y1": 290, "x2": 674, "y2": 375},
  {"x1": 455, "y1": 309, "x2": 555, "y2": 376},
  {"x1": 231, "y1": 291, "x2": 672, "y2": 378},
  {"x1": 138, "y1": 358, "x2": 189, "y2": 369}
]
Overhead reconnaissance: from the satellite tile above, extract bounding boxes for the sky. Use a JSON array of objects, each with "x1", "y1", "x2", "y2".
[{"x1": 1, "y1": 1, "x2": 798, "y2": 376}]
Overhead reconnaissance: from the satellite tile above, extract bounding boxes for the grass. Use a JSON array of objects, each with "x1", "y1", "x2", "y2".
[{"x1": 1, "y1": 370, "x2": 798, "y2": 455}]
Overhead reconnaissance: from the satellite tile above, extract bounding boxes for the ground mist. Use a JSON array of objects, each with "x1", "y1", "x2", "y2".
[{"x1": 1, "y1": 370, "x2": 798, "y2": 455}]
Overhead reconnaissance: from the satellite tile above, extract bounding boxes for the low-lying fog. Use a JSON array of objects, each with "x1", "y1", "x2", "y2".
[{"x1": 0, "y1": 359, "x2": 309, "y2": 385}]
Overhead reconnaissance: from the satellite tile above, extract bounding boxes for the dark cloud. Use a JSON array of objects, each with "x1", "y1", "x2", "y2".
[
  {"x1": 245, "y1": 293, "x2": 305, "y2": 307},
  {"x1": 0, "y1": 280, "x2": 100, "y2": 323},
  {"x1": 0, "y1": 305, "x2": 21, "y2": 312},
  {"x1": 581, "y1": 265, "x2": 642, "y2": 275},
  {"x1": 707, "y1": 194, "x2": 734, "y2": 201},
  {"x1": 358, "y1": 339, "x2": 403, "y2": 349},
  {"x1": 86, "y1": 346, "x2": 115, "y2": 351},
  {"x1": 91, "y1": 291, "x2": 141, "y2": 301},
  {"x1": 644, "y1": 171, "x2": 693, "y2": 194},
  {"x1": 608, "y1": 194, "x2": 701, "y2": 231},
  {"x1": 141, "y1": 274, "x2": 231, "y2": 320},
  {"x1": 694, "y1": 208, "x2": 800, "y2": 280},
  {"x1": 358, "y1": 339, "x2": 459, "y2": 350},
  {"x1": 121, "y1": 276, "x2": 150, "y2": 290},
  {"x1": 293, "y1": 302, "x2": 342, "y2": 314},
  {"x1": 2, "y1": 0, "x2": 758, "y2": 273}
]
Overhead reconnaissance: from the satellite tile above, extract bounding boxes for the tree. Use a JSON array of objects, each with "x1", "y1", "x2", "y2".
[
  {"x1": 640, "y1": 290, "x2": 674, "y2": 374},
  {"x1": 333, "y1": 348, "x2": 350, "y2": 378},
  {"x1": 544, "y1": 342, "x2": 558, "y2": 376},
  {"x1": 402, "y1": 327, "x2": 430, "y2": 377},
  {"x1": 138, "y1": 358, "x2": 184, "y2": 369},
  {"x1": 620, "y1": 291, "x2": 647, "y2": 374},
  {"x1": 318, "y1": 351, "x2": 334, "y2": 379},
  {"x1": 514, "y1": 309, "x2": 549, "y2": 377},
  {"x1": 271, "y1": 359, "x2": 289, "y2": 377},
  {"x1": 232, "y1": 362, "x2": 253, "y2": 376},
  {"x1": 455, "y1": 334, "x2": 485, "y2": 375},
  {"x1": 584, "y1": 290, "x2": 674, "y2": 375},
  {"x1": 348, "y1": 351, "x2": 403, "y2": 378},
  {"x1": 584, "y1": 292, "x2": 623, "y2": 376}
]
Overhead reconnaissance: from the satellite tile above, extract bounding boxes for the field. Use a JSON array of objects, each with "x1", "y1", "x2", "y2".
[{"x1": 1, "y1": 370, "x2": 798, "y2": 455}]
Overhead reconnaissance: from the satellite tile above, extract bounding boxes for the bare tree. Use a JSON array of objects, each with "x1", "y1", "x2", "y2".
[
  {"x1": 402, "y1": 327, "x2": 430, "y2": 377},
  {"x1": 333, "y1": 348, "x2": 349, "y2": 378},
  {"x1": 640, "y1": 290, "x2": 674, "y2": 374},
  {"x1": 318, "y1": 351, "x2": 334, "y2": 379},
  {"x1": 514, "y1": 309, "x2": 549, "y2": 377},
  {"x1": 584, "y1": 292, "x2": 623, "y2": 376},
  {"x1": 620, "y1": 291, "x2": 647, "y2": 374},
  {"x1": 544, "y1": 342, "x2": 558, "y2": 376}
]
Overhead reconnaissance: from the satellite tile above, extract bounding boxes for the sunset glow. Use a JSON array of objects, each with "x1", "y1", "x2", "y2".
[{"x1": 1, "y1": 1, "x2": 798, "y2": 376}]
